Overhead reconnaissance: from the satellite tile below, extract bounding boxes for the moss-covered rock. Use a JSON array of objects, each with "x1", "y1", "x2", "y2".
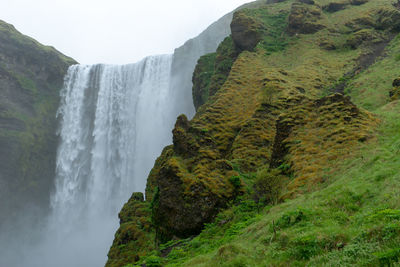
[
  {"x1": 231, "y1": 11, "x2": 266, "y2": 52},
  {"x1": 346, "y1": 29, "x2": 383, "y2": 49},
  {"x1": 274, "y1": 94, "x2": 377, "y2": 196},
  {"x1": 323, "y1": 1, "x2": 348, "y2": 13},
  {"x1": 298, "y1": 0, "x2": 315, "y2": 4},
  {"x1": 374, "y1": 8, "x2": 400, "y2": 31},
  {"x1": 192, "y1": 36, "x2": 238, "y2": 110},
  {"x1": 389, "y1": 77, "x2": 400, "y2": 100},
  {"x1": 350, "y1": 0, "x2": 369, "y2": 5},
  {"x1": 151, "y1": 114, "x2": 238, "y2": 242},
  {"x1": 106, "y1": 192, "x2": 155, "y2": 267},
  {"x1": 288, "y1": 2, "x2": 325, "y2": 35},
  {"x1": 192, "y1": 53, "x2": 216, "y2": 110}
]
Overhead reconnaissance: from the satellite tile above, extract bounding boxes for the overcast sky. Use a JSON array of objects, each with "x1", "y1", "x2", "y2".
[{"x1": 1, "y1": 0, "x2": 251, "y2": 64}]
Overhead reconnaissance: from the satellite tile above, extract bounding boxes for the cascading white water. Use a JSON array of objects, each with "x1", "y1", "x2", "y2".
[
  {"x1": 54, "y1": 55, "x2": 174, "y2": 216},
  {"x1": 26, "y1": 55, "x2": 178, "y2": 267}
]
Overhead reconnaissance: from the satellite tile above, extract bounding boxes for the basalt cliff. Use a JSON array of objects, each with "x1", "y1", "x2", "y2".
[{"x1": 0, "y1": 20, "x2": 76, "y2": 229}]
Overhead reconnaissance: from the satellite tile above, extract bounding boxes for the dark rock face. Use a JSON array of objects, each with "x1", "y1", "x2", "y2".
[
  {"x1": 192, "y1": 53, "x2": 216, "y2": 110},
  {"x1": 323, "y1": 2, "x2": 348, "y2": 13},
  {"x1": 346, "y1": 29, "x2": 381, "y2": 49},
  {"x1": 0, "y1": 20, "x2": 76, "y2": 227},
  {"x1": 345, "y1": 7, "x2": 400, "y2": 32},
  {"x1": 390, "y1": 77, "x2": 400, "y2": 100},
  {"x1": 152, "y1": 153, "x2": 229, "y2": 242},
  {"x1": 298, "y1": 0, "x2": 315, "y2": 4},
  {"x1": 350, "y1": 0, "x2": 369, "y2": 5},
  {"x1": 231, "y1": 11, "x2": 266, "y2": 51},
  {"x1": 192, "y1": 36, "x2": 238, "y2": 110},
  {"x1": 374, "y1": 8, "x2": 400, "y2": 31},
  {"x1": 172, "y1": 114, "x2": 200, "y2": 157},
  {"x1": 152, "y1": 114, "x2": 235, "y2": 242},
  {"x1": 288, "y1": 3, "x2": 325, "y2": 35},
  {"x1": 392, "y1": 78, "x2": 400, "y2": 87}
]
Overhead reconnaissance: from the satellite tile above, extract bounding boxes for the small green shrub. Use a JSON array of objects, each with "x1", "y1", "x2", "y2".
[
  {"x1": 253, "y1": 168, "x2": 287, "y2": 205},
  {"x1": 375, "y1": 248, "x2": 400, "y2": 266},
  {"x1": 229, "y1": 176, "x2": 242, "y2": 189},
  {"x1": 145, "y1": 255, "x2": 163, "y2": 267},
  {"x1": 370, "y1": 209, "x2": 400, "y2": 221},
  {"x1": 168, "y1": 247, "x2": 186, "y2": 260},
  {"x1": 275, "y1": 209, "x2": 307, "y2": 229},
  {"x1": 290, "y1": 235, "x2": 322, "y2": 260}
]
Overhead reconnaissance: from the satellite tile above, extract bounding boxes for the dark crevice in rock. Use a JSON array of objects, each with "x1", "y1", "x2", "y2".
[{"x1": 331, "y1": 35, "x2": 395, "y2": 94}]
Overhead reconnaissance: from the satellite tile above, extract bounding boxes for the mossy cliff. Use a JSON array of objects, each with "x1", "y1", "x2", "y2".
[
  {"x1": 0, "y1": 20, "x2": 76, "y2": 227},
  {"x1": 108, "y1": 0, "x2": 400, "y2": 266}
]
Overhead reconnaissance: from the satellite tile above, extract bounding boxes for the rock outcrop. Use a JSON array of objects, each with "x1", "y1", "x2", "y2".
[
  {"x1": 231, "y1": 11, "x2": 266, "y2": 52},
  {"x1": 192, "y1": 36, "x2": 238, "y2": 110},
  {"x1": 107, "y1": 192, "x2": 155, "y2": 267},
  {"x1": 288, "y1": 2, "x2": 325, "y2": 34},
  {"x1": 390, "y1": 77, "x2": 400, "y2": 100}
]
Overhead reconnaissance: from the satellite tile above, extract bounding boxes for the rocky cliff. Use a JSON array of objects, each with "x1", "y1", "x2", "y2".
[
  {"x1": 108, "y1": 0, "x2": 400, "y2": 266},
  {"x1": 0, "y1": 20, "x2": 76, "y2": 229}
]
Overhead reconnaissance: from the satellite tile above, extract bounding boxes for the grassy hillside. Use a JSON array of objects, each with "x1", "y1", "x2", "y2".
[{"x1": 107, "y1": 0, "x2": 400, "y2": 266}]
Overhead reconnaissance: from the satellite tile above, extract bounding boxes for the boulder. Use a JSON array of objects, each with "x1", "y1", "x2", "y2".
[
  {"x1": 345, "y1": 29, "x2": 381, "y2": 49},
  {"x1": 231, "y1": 11, "x2": 266, "y2": 51},
  {"x1": 323, "y1": 2, "x2": 348, "y2": 13},
  {"x1": 392, "y1": 77, "x2": 400, "y2": 87},
  {"x1": 350, "y1": 0, "x2": 368, "y2": 5},
  {"x1": 374, "y1": 8, "x2": 400, "y2": 31},
  {"x1": 298, "y1": 0, "x2": 315, "y2": 4},
  {"x1": 106, "y1": 193, "x2": 155, "y2": 267},
  {"x1": 390, "y1": 77, "x2": 400, "y2": 100},
  {"x1": 288, "y1": 3, "x2": 325, "y2": 34}
]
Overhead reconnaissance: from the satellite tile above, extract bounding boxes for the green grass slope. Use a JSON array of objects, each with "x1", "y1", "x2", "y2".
[{"x1": 107, "y1": 0, "x2": 400, "y2": 266}]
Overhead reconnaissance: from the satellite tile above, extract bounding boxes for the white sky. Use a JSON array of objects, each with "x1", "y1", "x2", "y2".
[{"x1": 0, "y1": 0, "x2": 251, "y2": 64}]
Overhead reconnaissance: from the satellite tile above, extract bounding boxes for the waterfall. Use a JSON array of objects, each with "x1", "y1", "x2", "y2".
[
  {"x1": 54, "y1": 55, "x2": 174, "y2": 218},
  {"x1": 27, "y1": 55, "x2": 177, "y2": 267}
]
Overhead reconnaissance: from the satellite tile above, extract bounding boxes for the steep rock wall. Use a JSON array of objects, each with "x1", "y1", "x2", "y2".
[{"x1": 0, "y1": 20, "x2": 76, "y2": 229}]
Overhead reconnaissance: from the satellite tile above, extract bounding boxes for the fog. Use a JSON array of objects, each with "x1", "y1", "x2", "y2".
[{"x1": 1, "y1": 0, "x2": 250, "y2": 64}]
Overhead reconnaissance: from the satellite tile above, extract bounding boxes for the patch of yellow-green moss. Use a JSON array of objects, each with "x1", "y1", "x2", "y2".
[{"x1": 106, "y1": 192, "x2": 155, "y2": 267}]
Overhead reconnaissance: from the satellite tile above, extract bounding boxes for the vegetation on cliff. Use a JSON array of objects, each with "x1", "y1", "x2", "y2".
[
  {"x1": 0, "y1": 20, "x2": 76, "y2": 226},
  {"x1": 107, "y1": 0, "x2": 400, "y2": 266}
]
